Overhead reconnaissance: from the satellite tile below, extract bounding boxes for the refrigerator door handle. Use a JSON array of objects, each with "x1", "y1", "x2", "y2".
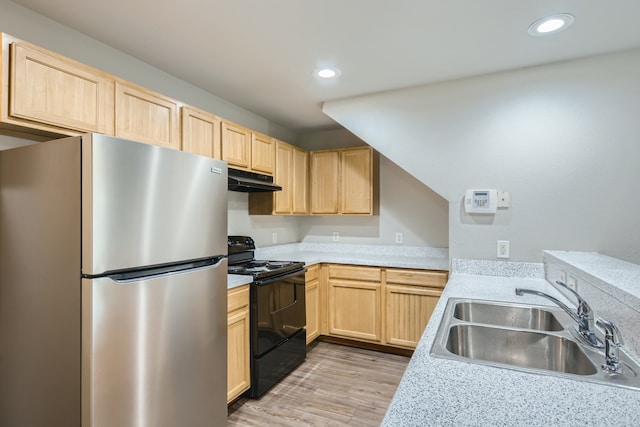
[{"x1": 108, "y1": 256, "x2": 226, "y2": 283}]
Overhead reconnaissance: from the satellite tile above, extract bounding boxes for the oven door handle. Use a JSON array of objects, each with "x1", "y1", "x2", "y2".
[{"x1": 252, "y1": 268, "x2": 306, "y2": 286}]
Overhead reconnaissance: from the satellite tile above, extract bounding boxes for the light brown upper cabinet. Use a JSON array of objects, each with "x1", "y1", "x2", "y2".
[
  {"x1": 1, "y1": 33, "x2": 114, "y2": 139},
  {"x1": 181, "y1": 106, "x2": 221, "y2": 159},
  {"x1": 249, "y1": 140, "x2": 308, "y2": 215},
  {"x1": 115, "y1": 81, "x2": 181, "y2": 150},
  {"x1": 221, "y1": 120, "x2": 251, "y2": 169},
  {"x1": 251, "y1": 132, "x2": 275, "y2": 175},
  {"x1": 310, "y1": 146, "x2": 376, "y2": 215},
  {"x1": 221, "y1": 120, "x2": 275, "y2": 175},
  {"x1": 291, "y1": 146, "x2": 309, "y2": 214}
]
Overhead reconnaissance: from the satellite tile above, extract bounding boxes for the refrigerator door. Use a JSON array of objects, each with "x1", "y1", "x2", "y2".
[
  {"x1": 82, "y1": 133, "x2": 228, "y2": 275},
  {"x1": 82, "y1": 258, "x2": 227, "y2": 427}
]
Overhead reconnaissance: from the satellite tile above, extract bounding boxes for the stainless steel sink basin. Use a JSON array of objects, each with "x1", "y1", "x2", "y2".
[
  {"x1": 446, "y1": 324, "x2": 597, "y2": 375},
  {"x1": 453, "y1": 301, "x2": 563, "y2": 331},
  {"x1": 431, "y1": 298, "x2": 640, "y2": 391}
]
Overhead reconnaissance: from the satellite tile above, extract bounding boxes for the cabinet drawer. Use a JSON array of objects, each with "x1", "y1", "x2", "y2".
[
  {"x1": 227, "y1": 285, "x2": 249, "y2": 312},
  {"x1": 305, "y1": 264, "x2": 320, "y2": 281},
  {"x1": 386, "y1": 269, "x2": 448, "y2": 289},
  {"x1": 329, "y1": 265, "x2": 381, "y2": 282}
]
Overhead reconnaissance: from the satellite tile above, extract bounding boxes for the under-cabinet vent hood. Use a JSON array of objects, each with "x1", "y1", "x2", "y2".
[{"x1": 228, "y1": 168, "x2": 282, "y2": 192}]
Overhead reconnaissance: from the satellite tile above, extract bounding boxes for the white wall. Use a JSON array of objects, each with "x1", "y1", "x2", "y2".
[{"x1": 324, "y1": 49, "x2": 640, "y2": 264}]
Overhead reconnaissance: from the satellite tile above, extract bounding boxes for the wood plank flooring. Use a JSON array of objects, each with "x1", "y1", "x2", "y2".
[{"x1": 227, "y1": 341, "x2": 410, "y2": 426}]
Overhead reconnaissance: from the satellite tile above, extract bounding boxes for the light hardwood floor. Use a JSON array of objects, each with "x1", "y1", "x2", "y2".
[{"x1": 227, "y1": 341, "x2": 410, "y2": 426}]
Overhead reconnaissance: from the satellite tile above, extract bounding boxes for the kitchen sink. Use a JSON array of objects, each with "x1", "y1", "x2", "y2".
[
  {"x1": 453, "y1": 301, "x2": 563, "y2": 331},
  {"x1": 431, "y1": 298, "x2": 640, "y2": 391},
  {"x1": 446, "y1": 324, "x2": 597, "y2": 375}
]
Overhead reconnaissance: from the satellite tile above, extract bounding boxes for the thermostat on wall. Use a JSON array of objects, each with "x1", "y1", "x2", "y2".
[{"x1": 464, "y1": 189, "x2": 498, "y2": 214}]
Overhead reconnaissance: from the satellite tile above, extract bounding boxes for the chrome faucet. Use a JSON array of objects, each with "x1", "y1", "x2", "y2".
[
  {"x1": 515, "y1": 282, "x2": 603, "y2": 348},
  {"x1": 596, "y1": 317, "x2": 624, "y2": 373}
]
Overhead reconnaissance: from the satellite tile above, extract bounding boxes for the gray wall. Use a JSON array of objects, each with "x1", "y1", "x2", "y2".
[
  {"x1": 0, "y1": 0, "x2": 447, "y2": 251},
  {"x1": 228, "y1": 129, "x2": 449, "y2": 249},
  {"x1": 324, "y1": 49, "x2": 640, "y2": 264},
  {"x1": 297, "y1": 129, "x2": 448, "y2": 247},
  {"x1": 0, "y1": 0, "x2": 296, "y2": 148}
]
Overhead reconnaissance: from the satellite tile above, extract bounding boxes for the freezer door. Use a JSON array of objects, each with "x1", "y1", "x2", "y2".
[
  {"x1": 82, "y1": 259, "x2": 227, "y2": 427},
  {"x1": 82, "y1": 133, "x2": 228, "y2": 275}
]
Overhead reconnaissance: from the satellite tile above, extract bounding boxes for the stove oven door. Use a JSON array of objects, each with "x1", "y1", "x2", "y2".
[{"x1": 251, "y1": 269, "x2": 306, "y2": 357}]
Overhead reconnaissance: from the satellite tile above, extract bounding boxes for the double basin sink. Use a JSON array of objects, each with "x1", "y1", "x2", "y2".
[{"x1": 430, "y1": 298, "x2": 640, "y2": 390}]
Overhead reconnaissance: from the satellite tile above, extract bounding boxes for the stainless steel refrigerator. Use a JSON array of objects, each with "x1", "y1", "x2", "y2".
[{"x1": 0, "y1": 133, "x2": 228, "y2": 427}]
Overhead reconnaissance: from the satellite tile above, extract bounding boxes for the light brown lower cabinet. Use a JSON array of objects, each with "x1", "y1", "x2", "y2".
[
  {"x1": 305, "y1": 264, "x2": 320, "y2": 344},
  {"x1": 321, "y1": 264, "x2": 448, "y2": 350},
  {"x1": 328, "y1": 265, "x2": 382, "y2": 342},
  {"x1": 227, "y1": 285, "x2": 250, "y2": 404}
]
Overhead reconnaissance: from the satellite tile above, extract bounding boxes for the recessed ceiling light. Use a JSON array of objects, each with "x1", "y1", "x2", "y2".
[
  {"x1": 528, "y1": 13, "x2": 574, "y2": 36},
  {"x1": 314, "y1": 67, "x2": 341, "y2": 79}
]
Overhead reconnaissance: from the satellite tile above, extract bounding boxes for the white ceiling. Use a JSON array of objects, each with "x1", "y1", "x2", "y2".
[{"x1": 11, "y1": 0, "x2": 640, "y2": 132}]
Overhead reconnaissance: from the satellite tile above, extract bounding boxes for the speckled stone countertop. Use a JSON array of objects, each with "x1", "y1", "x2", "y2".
[
  {"x1": 544, "y1": 250, "x2": 640, "y2": 303},
  {"x1": 227, "y1": 274, "x2": 252, "y2": 289},
  {"x1": 254, "y1": 242, "x2": 449, "y2": 271},
  {"x1": 382, "y1": 272, "x2": 640, "y2": 426},
  {"x1": 227, "y1": 243, "x2": 447, "y2": 289}
]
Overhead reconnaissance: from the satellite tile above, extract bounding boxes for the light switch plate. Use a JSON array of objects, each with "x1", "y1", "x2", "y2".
[{"x1": 497, "y1": 191, "x2": 510, "y2": 208}]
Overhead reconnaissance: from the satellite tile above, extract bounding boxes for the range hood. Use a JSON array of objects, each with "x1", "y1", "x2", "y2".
[{"x1": 228, "y1": 168, "x2": 282, "y2": 192}]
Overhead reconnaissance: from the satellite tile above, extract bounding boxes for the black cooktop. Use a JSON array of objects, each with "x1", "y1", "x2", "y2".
[{"x1": 227, "y1": 236, "x2": 305, "y2": 280}]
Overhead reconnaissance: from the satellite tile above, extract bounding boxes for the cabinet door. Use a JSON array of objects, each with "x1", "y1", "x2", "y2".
[
  {"x1": 385, "y1": 269, "x2": 447, "y2": 349},
  {"x1": 274, "y1": 141, "x2": 293, "y2": 214},
  {"x1": 305, "y1": 265, "x2": 321, "y2": 344},
  {"x1": 227, "y1": 286, "x2": 250, "y2": 403},
  {"x1": 6, "y1": 37, "x2": 114, "y2": 136},
  {"x1": 310, "y1": 150, "x2": 340, "y2": 214},
  {"x1": 115, "y1": 81, "x2": 180, "y2": 149},
  {"x1": 328, "y1": 265, "x2": 382, "y2": 342},
  {"x1": 181, "y1": 106, "x2": 220, "y2": 159},
  {"x1": 221, "y1": 120, "x2": 251, "y2": 169},
  {"x1": 385, "y1": 284, "x2": 442, "y2": 349},
  {"x1": 341, "y1": 147, "x2": 373, "y2": 214},
  {"x1": 251, "y1": 132, "x2": 274, "y2": 175},
  {"x1": 292, "y1": 146, "x2": 309, "y2": 215}
]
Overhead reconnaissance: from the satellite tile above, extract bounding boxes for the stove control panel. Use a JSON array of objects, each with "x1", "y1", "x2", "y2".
[{"x1": 228, "y1": 235, "x2": 256, "y2": 253}]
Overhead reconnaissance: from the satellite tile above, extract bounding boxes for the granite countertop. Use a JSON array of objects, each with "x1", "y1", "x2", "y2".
[
  {"x1": 227, "y1": 242, "x2": 448, "y2": 289},
  {"x1": 255, "y1": 242, "x2": 449, "y2": 270},
  {"x1": 382, "y1": 273, "x2": 640, "y2": 426},
  {"x1": 227, "y1": 274, "x2": 252, "y2": 289},
  {"x1": 544, "y1": 250, "x2": 640, "y2": 302}
]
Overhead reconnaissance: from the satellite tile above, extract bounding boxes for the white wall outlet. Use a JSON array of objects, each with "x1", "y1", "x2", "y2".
[
  {"x1": 497, "y1": 191, "x2": 510, "y2": 208},
  {"x1": 332, "y1": 231, "x2": 340, "y2": 242},
  {"x1": 497, "y1": 240, "x2": 510, "y2": 259},
  {"x1": 272, "y1": 232, "x2": 277, "y2": 244},
  {"x1": 395, "y1": 232, "x2": 403, "y2": 244},
  {"x1": 567, "y1": 275, "x2": 578, "y2": 291}
]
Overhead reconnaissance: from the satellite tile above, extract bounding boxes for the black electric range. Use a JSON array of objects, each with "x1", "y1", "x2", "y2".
[{"x1": 227, "y1": 235, "x2": 307, "y2": 399}]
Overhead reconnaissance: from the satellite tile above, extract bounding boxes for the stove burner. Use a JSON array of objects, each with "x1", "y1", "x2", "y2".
[{"x1": 266, "y1": 261, "x2": 292, "y2": 269}]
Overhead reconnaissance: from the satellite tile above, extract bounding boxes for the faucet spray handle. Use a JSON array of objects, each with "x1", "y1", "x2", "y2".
[{"x1": 596, "y1": 317, "x2": 623, "y2": 346}]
